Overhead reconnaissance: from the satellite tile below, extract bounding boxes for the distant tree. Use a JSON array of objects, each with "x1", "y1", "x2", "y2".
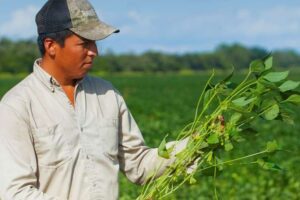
[
  {"x1": 273, "y1": 50, "x2": 300, "y2": 68},
  {"x1": 0, "y1": 38, "x2": 299, "y2": 74},
  {"x1": 0, "y1": 38, "x2": 39, "y2": 73}
]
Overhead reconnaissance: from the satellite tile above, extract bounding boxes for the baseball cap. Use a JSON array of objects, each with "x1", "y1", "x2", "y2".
[{"x1": 35, "y1": 0, "x2": 119, "y2": 41}]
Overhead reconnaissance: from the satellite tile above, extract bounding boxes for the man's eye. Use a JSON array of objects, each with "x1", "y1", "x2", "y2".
[
  {"x1": 80, "y1": 42, "x2": 88, "y2": 46},
  {"x1": 81, "y1": 41, "x2": 93, "y2": 47}
]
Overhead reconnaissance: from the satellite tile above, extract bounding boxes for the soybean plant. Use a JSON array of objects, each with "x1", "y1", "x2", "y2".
[{"x1": 137, "y1": 55, "x2": 300, "y2": 200}]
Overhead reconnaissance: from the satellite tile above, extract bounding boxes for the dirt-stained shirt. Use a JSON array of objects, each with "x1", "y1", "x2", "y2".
[{"x1": 0, "y1": 59, "x2": 187, "y2": 200}]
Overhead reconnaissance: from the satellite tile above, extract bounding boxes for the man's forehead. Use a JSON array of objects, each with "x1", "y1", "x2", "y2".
[{"x1": 73, "y1": 33, "x2": 95, "y2": 43}]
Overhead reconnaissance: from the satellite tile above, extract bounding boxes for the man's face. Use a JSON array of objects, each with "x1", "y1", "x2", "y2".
[{"x1": 54, "y1": 34, "x2": 98, "y2": 80}]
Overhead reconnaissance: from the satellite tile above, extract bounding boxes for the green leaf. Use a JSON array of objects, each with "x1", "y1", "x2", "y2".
[
  {"x1": 257, "y1": 158, "x2": 265, "y2": 166},
  {"x1": 263, "y1": 71, "x2": 289, "y2": 82},
  {"x1": 206, "y1": 151, "x2": 213, "y2": 163},
  {"x1": 280, "y1": 110, "x2": 295, "y2": 125},
  {"x1": 278, "y1": 103, "x2": 295, "y2": 124},
  {"x1": 189, "y1": 176, "x2": 197, "y2": 184},
  {"x1": 226, "y1": 81, "x2": 238, "y2": 90},
  {"x1": 232, "y1": 97, "x2": 256, "y2": 107},
  {"x1": 216, "y1": 157, "x2": 224, "y2": 171},
  {"x1": 264, "y1": 103, "x2": 279, "y2": 120},
  {"x1": 229, "y1": 112, "x2": 243, "y2": 124},
  {"x1": 228, "y1": 105, "x2": 250, "y2": 114},
  {"x1": 158, "y1": 135, "x2": 170, "y2": 159},
  {"x1": 224, "y1": 141, "x2": 234, "y2": 151},
  {"x1": 250, "y1": 59, "x2": 265, "y2": 73},
  {"x1": 261, "y1": 91, "x2": 282, "y2": 103},
  {"x1": 283, "y1": 94, "x2": 300, "y2": 105},
  {"x1": 233, "y1": 135, "x2": 245, "y2": 142},
  {"x1": 257, "y1": 158, "x2": 282, "y2": 171},
  {"x1": 221, "y1": 69, "x2": 234, "y2": 84},
  {"x1": 261, "y1": 98, "x2": 277, "y2": 109},
  {"x1": 263, "y1": 55, "x2": 273, "y2": 70},
  {"x1": 206, "y1": 133, "x2": 219, "y2": 144},
  {"x1": 258, "y1": 79, "x2": 277, "y2": 89},
  {"x1": 199, "y1": 141, "x2": 209, "y2": 149},
  {"x1": 218, "y1": 85, "x2": 233, "y2": 96},
  {"x1": 256, "y1": 82, "x2": 266, "y2": 93},
  {"x1": 203, "y1": 89, "x2": 214, "y2": 107},
  {"x1": 266, "y1": 140, "x2": 279, "y2": 153},
  {"x1": 279, "y1": 80, "x2": 300, "y2": 92}
]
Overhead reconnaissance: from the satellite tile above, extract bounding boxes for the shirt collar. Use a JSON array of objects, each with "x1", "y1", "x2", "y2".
[
  {"x1": 33, "y1": 58, "x2": 61, "y2": 92},
  {"x1": 33, "y1": 58, "x2": 85, "y2": 93}
]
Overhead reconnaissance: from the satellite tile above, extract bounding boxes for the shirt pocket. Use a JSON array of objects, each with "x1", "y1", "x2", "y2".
[
  {"x1": 97, "y1": 118, "x2": 119, "y2": 158},
  {"x1": 32, "y1": 123, "x2": 72, "y2": 168}
]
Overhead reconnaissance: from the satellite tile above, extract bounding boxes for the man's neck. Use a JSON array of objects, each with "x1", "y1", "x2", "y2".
[
  {"x1": 39, "y1": 58, "x2": 76, "y2": 106},
  {"x1": 39, "y1": 57, "x2": 76, "y2": 87}
]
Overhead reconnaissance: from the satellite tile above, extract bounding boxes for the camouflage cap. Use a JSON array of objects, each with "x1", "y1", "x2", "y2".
[{"x1": 36, "y1": 0, "x2": 119, "y2": 41}]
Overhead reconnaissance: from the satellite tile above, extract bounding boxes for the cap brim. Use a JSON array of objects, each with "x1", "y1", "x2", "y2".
[{"x1": 70, "y1": 20, "x2": 119, "y2": 41}]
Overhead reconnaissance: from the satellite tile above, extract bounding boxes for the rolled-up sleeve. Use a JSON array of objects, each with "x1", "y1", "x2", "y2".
[
  {"x1": 116, "y1": 93, "x2": 188, "y2": 185},
  {"x1": 0, "y1": 103, "x2": 61, "y2": 200}
]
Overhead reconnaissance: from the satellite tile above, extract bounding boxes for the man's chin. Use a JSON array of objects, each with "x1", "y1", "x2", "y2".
[{"x1": 84, "y1": 63, "x2": 93, "y2": 70}]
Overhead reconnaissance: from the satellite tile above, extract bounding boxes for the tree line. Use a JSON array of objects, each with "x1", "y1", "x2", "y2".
[{"x1": 0, "y1": 38, "x2": 300, "y2": 74}]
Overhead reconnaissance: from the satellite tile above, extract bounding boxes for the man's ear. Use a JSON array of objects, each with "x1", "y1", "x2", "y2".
[{"x1": 44, "y1": 38, "x2": 57, "y2": 57}]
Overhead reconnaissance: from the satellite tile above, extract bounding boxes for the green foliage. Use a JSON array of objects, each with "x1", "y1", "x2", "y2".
[
  {"x1": 266, "y1": 140, "x2": 279, "y2": 153},
  {"x1": 232, "y1": 97, "x2": 256, "y2": 107},
  {"x1": 207, "y1": 134, "x2": 219, "y2": 144},
  {"x1": 158, "y1": 135, "x2": 171, "y2": 159},
  {"x1": 1, "y1": 38, "x2": 300, "y2": 74},
  {"x1": 111, "y1": 73, "x2": 300, "y2": 200},
  {"x1": 279, "y1": 80, "x2": 300, "y2": 92},
  {"x1": 137, "y1": 55, "x2": 300, "y2": 200},
  {"x1": 284, "y1": 94, "x2": 300, "y2": 105},
  {"x1": 263, "y1": 71, "x2": 289, "y2": 82},
  {"x1": 0, "y1": 38, "x2": 40, "y2": 73},
  {"x1": 257, "y1": 158, "x2": 282, "y2": 171},
  {"x1": 264, "y1": 104, "x2": 280, "y2": 120}
]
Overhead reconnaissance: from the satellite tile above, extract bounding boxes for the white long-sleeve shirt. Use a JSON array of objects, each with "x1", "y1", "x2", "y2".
[{"x1": 0, "y1": 59, "x2": 188, "y2": 200}]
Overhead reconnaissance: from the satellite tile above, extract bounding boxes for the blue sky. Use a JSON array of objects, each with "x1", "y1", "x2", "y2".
[{"x1": 1, "y1": 0, "x2": 300, "y2": 54}]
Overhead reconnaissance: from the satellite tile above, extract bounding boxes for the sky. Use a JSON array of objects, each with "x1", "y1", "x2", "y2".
[{"x1": 0, "y1": 0, "x2": 300, "y2": 54}]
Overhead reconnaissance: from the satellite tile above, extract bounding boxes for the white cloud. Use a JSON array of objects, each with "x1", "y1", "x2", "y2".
[
  {"x1": 155, "y1": 5, "x2": 300, "y2": 52},
  {"x1": 160, "y1": 5, "x2": 300, "y2": 40},
  {"x1": 108, "y1": 4, "x2": 300, "y2": 53},
  {"x1": 233, "y1": 6, "x2": 300, "y2": 37},
  {"x1": 119, "y1": 10, "x2": 155, "y2": 36},
  {"x1": 0, "y1": 5, "x2": 39, "y2": 38}
]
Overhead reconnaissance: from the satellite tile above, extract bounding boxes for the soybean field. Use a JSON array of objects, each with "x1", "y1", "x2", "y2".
[{"x1": 0, "y1": 73, "x2": 299, "y2": 200}]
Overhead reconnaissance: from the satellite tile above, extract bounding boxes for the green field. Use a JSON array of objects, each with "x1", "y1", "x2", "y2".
[{"x1": 1, "y1": 73, "x2": 300, "y2": 199}]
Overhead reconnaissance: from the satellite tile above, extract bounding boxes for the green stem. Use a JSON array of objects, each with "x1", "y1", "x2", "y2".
[
  {"x1": 198, "y1": 150, "x2": 268, "y2": 173},
  {"x1": 159, "y1": 156, "x2": 207, "y2": 199},
  {"x1": 237, "y1": 99, "x2": 284, "y2": 128},
  {"x1": 227, "y1": 70, "x2": 252, "y2": 99},
  {"x1": 194, "y1": 70, "x2": 215, "y2": 122},
  {"x1": 191, "y1": 89, "x2": 218, "y2": 132},
  {"x1": 213, "y1": 157, "x2": 219, "y2": 200}
]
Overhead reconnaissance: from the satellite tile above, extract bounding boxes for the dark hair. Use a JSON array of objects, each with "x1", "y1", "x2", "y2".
[{"x1": 37, "y1": 29, "x2": 74, "y2": 55}]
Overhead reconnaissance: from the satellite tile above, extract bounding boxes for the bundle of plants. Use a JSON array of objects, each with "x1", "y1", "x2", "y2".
[{"x1": 137, "y1": 55, "x2": 300, "y2": 200}]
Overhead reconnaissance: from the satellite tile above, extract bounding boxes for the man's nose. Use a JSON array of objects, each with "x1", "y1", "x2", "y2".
[{"x1": 87, "y1": 42, "x2": 98, "y2": 57}]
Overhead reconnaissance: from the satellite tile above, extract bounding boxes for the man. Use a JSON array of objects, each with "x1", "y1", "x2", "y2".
[{"x1": 0, "y1": 0, "x2": 188, "y2": 199}]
